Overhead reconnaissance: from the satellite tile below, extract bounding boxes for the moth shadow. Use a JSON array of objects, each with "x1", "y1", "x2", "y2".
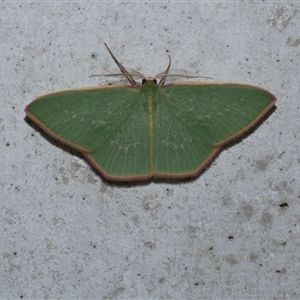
[
  {"x1": 221, "y1": 104, "x2": 277, "y2": 150},
  {"x1": 24, "y1": 104, "x2": 276, "y2": 186},
  {"x1": 25, "y1": 115, "x2": 87, "y2": 163}
]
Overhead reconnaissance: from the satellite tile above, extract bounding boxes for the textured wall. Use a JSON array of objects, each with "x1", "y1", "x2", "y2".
[{"x1": 1, "y1": 2, "x2": 299, "y2": 299}]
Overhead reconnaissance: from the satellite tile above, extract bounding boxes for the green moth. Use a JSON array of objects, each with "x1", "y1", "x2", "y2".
[{"x1": 25, "y1": 44, "x2": 276, "y2": 181}]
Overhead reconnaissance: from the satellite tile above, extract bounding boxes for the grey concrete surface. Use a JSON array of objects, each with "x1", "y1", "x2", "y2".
[{"x1": 1, "y1": 1, "x2": 300, "y2": 299}]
